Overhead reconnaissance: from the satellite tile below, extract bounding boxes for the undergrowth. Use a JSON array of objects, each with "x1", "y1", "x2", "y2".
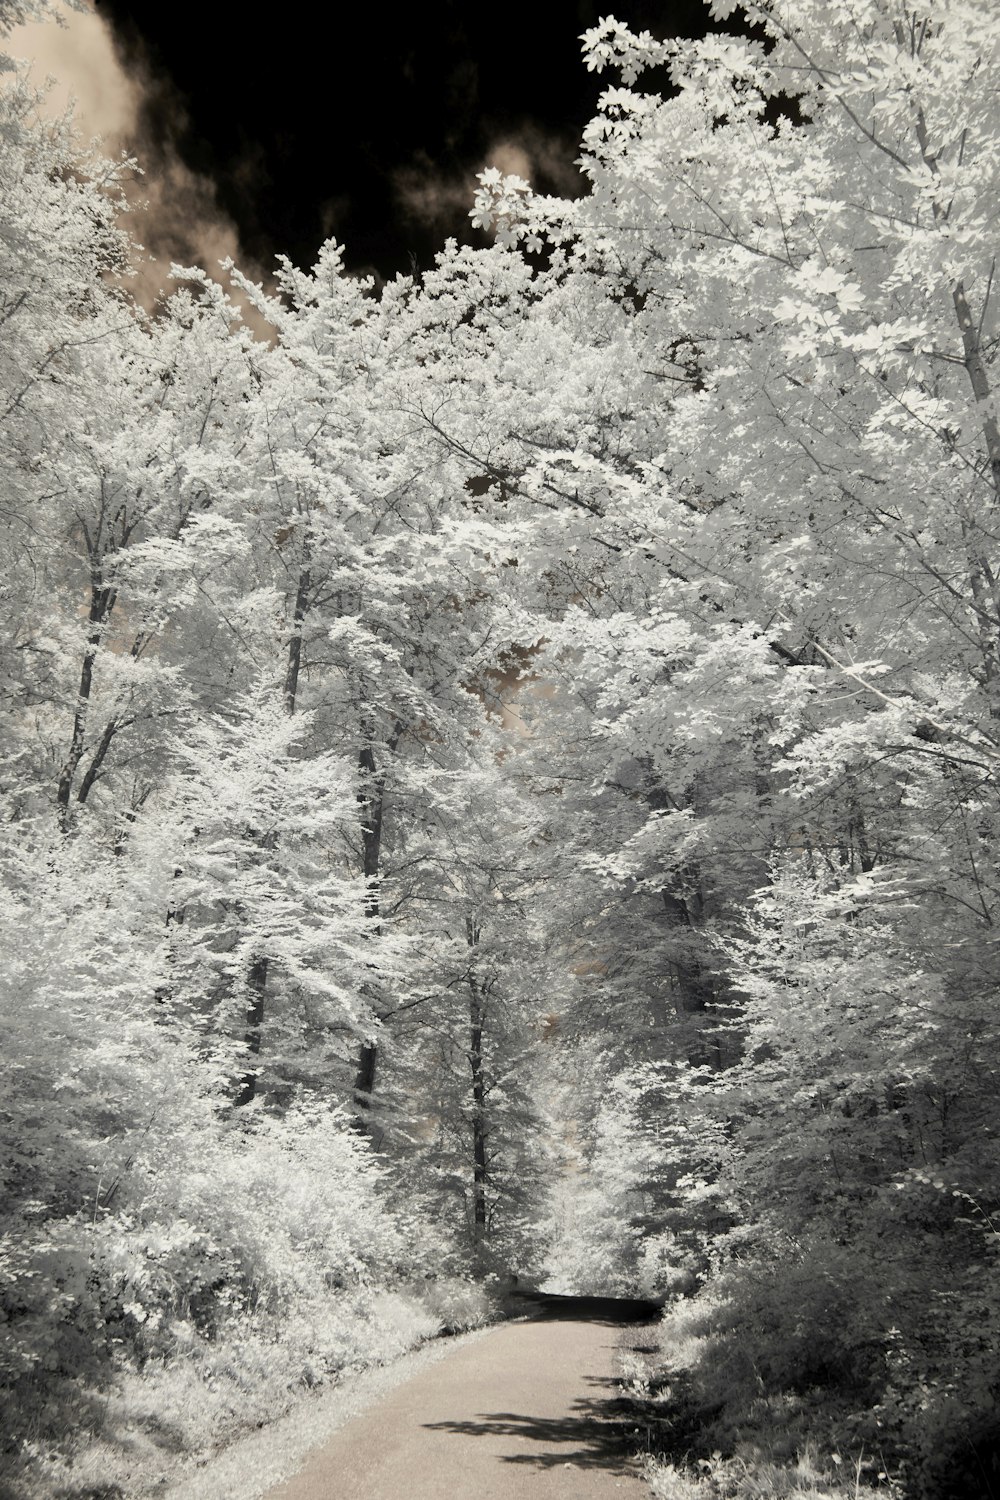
[
  {"x1": 619, "y1": 1263, "x2": 1000, "y2": 1500},
  {"x1": 5, "y1": 1275, "x2": 493, "y2": 1500}
]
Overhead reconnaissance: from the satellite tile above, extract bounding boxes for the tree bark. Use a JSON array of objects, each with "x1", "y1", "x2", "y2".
[
  {"x1": 660, "y1": 887, "x2": 724, "y2": 1069},
  {"x1": 283, "y1": 561, "x2": 311, "y2": 716},
  {"x1": 953, "y1": 281, "x2": 1000, "y2": 503},
  {"x1": 953, "y1": 281, "x2": 1000, "y2": 696},
  {"x1": 234, "y1": 953, "x2": 268, "y2": 1107},
  {"x1": 353, "y1": 735, "x2": 385, "y2": 1128},
  {"x1": 57, "y1": 573, "x2": 116, "y2": 829},
  {"x1": 467, "y1": 918, "x2": 488, "y2": 1241},
  {"x1": 352, "y1": 720, "x2": 402, "y2": 1131},
  {"x1": 234, "y1": 557, "x2": 309, "y2": 1107},
  {"x1": 75, "y1": 716, "x2": 120, "y2": 808},
  {"x1": 353, "y1": 1039, "x2": 379, "y2": 1116},
  {"x1": 470, "y1": 987, "x2": 488, "y2": 1240}
]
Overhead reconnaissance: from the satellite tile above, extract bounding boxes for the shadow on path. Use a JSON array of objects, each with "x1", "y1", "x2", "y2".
[
  {"x1": 506, "y1": 1291, "x2": 663, "y2": 1324},
  {"x1": 424, "y1": 1390, "x2": 640, "y2": 1472}
]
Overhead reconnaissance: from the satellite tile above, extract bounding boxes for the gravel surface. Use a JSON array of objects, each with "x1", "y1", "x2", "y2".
[
  {"x1": 261, "y1": 1317, "x2": 647, "y2": 1500},
  {"x1": 161, "y1": 1331, "x2": 489, "y2": 1500}
]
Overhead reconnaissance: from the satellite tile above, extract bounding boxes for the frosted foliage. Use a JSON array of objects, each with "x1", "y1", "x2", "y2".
[{"x1": 4, "y1": 3, "x2": 1000, "y2": 1496}]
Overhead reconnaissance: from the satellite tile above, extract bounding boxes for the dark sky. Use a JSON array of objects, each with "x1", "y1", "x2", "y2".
[{"x1": 96, "y1": 2, "x2": 718, "y2": 280}]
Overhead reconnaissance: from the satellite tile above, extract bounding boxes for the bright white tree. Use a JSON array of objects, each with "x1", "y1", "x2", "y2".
[{"x1": 470, "y1": 1, "x2": 1000, "y2": 1484}]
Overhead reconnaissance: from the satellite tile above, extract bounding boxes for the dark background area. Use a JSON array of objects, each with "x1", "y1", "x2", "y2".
[{"x1": 94, "y1": 2, "x2": 719, "y2": 278}]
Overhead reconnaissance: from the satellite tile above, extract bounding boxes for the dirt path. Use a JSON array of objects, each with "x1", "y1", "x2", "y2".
[{"x1": 262, "y1": 1318, "x2": 649, "y2": 1500}]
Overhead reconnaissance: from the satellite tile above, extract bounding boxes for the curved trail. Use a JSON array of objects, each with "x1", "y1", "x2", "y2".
[{"x1": 263, "y1": 1317, "x2": 648, "y2": 1500}]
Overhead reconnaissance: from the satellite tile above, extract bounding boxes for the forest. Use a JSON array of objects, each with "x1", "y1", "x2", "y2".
[{"x1": 1, "y1": 1, "x2": 999, "y2": 1497}]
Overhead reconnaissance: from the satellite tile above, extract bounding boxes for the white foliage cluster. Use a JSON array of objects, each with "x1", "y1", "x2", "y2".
[{"x1": 4, "y1": 1, "x2": 1000, "y2": 1494}]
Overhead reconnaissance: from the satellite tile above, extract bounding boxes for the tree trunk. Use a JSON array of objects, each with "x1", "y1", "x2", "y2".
[
  {"x1": 353, "y1": 735, "x2": 384, "y2": 1128},
  {"x1": 641, "y1": 772, "x2": 723, "y2": 1064},
  {"x1": 234, "y1": 558, "x2": 309, "y2": 1108},
  {"x1": 57, "y1": 573, "x2": 116, "y2": 829},
  {"x1": 234, "y1": 953, "x2": 268, "y2": 1107},
  {"x1": 353, "y1": 1039, "x2": 378, "y2": 1118},
  {"x1": 467, "y1": 919, "x2": 488, "y2": 1241},
  {"x1": 952, "y1": 282, "x2": 1000, "y2": 697},
  {"x1": 283, "y1": 561, "x2": 311, "y2": 716},
  {"x1": 953, "y1": 281, "x2": 1000, "y2": 502},
  {"x1": 469, "y1": 983, "x2": 488, "y2": 1240},
  {"x1": 660, "y1": 888, "x2": 724, "y2": 1069},
  {"x1": 351, "y1": 720, "x2": 402, "y2": 1132}
]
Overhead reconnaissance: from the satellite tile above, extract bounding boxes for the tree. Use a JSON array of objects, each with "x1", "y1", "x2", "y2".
[
  {"x1": 369, "y1": 733, "x2": 550, "y2": 1269},
  {"x1": 469, "y1": 0, "x2": 1000, "y2": 1482},
  {"x1": 218, "y1": 246, "x2": 528, "y2": 1122},
  {"x1": 9, "y1": 2, "x2": 1000, "y2": 1491}
]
